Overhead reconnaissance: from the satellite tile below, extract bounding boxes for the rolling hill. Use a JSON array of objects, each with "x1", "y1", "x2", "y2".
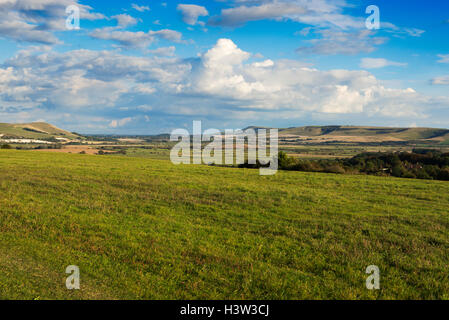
[
  {"x1": 0, "y1": 122, "x2": 81, "y2": 141},
  {"x1": 276, "y1": 126, "x2": 449, "y2": 144}
]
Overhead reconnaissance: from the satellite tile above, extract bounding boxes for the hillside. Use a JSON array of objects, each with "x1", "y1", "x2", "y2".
[
  {"x1": 277, "y1": 126, "x2": 449, "y2": 143},
  {"x1": 0, "y1": 122, "x2": 81, "y2": 141}
]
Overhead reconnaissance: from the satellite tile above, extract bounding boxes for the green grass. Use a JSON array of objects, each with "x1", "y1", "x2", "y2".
[
  {"x1": 1, "y1": 150, "x2": 449, "y2": 300},
  {"x1": 122, "y1": 147, "x2": 171, "y2": 160}
]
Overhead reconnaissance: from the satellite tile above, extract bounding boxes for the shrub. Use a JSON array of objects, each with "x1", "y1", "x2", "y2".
[
  {"x1": 437, "y1": 168, "x2": 449, "y2": 181},
  {"x1": 323, "y1": 164, "x2": 345, "y2": 174},
  {"x1": 278, "y1": 151, "x2": 296, "y2": 170}
]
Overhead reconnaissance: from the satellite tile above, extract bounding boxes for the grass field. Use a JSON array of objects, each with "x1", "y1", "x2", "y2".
[{"x1": 0, "y1": 150, "x2": 449, "y2": 300}]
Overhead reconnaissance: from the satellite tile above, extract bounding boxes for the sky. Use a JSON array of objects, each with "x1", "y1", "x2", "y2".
[{"x1": 0, "y1": 0, "x2": 449, "y2": 134}]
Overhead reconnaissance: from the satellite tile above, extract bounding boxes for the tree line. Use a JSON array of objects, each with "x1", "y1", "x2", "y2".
[{"x1": 240, "y1": 149, "x2": 449, "y2": 181}]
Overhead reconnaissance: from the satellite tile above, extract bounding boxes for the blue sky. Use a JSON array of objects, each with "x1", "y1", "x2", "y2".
[{"x1": 0, "y1": 0, "x2": 449, "y2": 134}]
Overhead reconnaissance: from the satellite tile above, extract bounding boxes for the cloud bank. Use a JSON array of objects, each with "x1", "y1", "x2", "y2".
[{"x1": 1, "y1": 39, "x2": 447, "y2": 132}]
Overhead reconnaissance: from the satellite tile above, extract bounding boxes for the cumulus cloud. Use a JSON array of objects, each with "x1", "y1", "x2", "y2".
[
  {"x1": 0, "y1": 0, "x2": 104, "y2": 44},
  {"x1": 151, "y1": 29, "x2": 184, "y2": 42},
  {"x1": 1, "y1": 38, "x2": 448, "y2": 132},
  {"x1": 177, "y1": 39, "x2": 433, "y2": 119},
  {"x1": 0, "y1": 48, "x2": 189, "y2": 110},
  {"x1": 113, "y1": 14, "x2": 139, "y2": 28},
  {"x1": 177, "y1": 4, "x2": 209, "y2": 25},
  {"x1": 360, "y1": 58, "x2": 407, "y2": 69}
]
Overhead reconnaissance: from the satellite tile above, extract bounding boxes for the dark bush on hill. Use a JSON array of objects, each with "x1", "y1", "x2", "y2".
[{"x1": 240, "y1": 150, "x2": 449, "y2": 181}]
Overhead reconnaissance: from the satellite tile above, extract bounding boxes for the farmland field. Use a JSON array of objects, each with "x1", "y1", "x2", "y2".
[{"x1": 0, "y1": 150, "x2": 449, "y2": 300}]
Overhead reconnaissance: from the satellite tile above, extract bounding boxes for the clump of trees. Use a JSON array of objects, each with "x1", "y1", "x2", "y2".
[
  {"x1": 97, "y1": 147, "x2": 127, "y2": 155},
  {"x1": 33, "y1": 144, "x2": 63, "y2": 150},
  {"x1": 1, "y1": 144, "x2": 12, "y2": 149},
  {"x1": 343, "y1": 149, "x2": 449, "y2": 181},
  {"x1": 240, "y1": 150, "x2": 449, "y2": 181}
]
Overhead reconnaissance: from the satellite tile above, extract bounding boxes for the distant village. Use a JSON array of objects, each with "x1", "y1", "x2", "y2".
[{"x1": 0, "y1": 134, "x2": 70, "y2": 145}]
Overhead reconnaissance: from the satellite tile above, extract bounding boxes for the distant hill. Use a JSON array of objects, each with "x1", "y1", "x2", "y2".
[
  {"x1": 244, "y1": 125, "x2": 449, "y2": 144},
  {"x1": 0, "y1": 122, "x2": 81, "y2": 140}
]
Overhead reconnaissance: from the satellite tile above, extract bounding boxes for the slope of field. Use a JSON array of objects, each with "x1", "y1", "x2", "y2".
[
  {"x1": 430, "y1": 132, "x2": 449, "y2": 145},
  {"x1": 279, "y1": 126, "x2": 449, "y2": 142},
  {"x1": 0, "y1": 122, "x2": 80, "y2": 140},
  {"x1": 0, "y1": 150, "x2": 448, "y2": 299}
]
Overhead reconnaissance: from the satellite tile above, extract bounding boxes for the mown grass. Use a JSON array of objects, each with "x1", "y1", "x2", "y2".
[{"x1": 0, "y1": 150, "x2": 448, "y2": 300}]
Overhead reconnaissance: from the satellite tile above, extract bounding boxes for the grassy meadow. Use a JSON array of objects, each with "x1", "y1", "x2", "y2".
[{"x1": 0, "y1": 150, "x2": 449, "y2": 299}]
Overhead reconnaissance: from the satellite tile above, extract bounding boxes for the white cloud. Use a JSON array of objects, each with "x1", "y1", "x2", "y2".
[
  {"x1": 209, "y1": 0, "x2": 425, "y2": 57},
  {"x1": 0, "y1": 0, "x2": 104, "y2": 44},
  {"x1": 360, "y1": 58, "x2": 407, "y2": 69},
  {"x1": 132, "y1": 4, "x2": 150, "y2": 12},
  {"x1": 252, "y1": 60, "x2": 274, "y2": 68},
  {"x1": 1, "y1": 38, "x2": 448, "y2": 131},
  {"x1": 150, "y1": 29, "x2": 184, "y2": 42},
  {"x1": 297, "y1": 30, "x2": 388, "y2": 55},
  {"x1": 90, "y1": 29, "x2": 155, "y2": 48},
  {"x1": 209, "y1": 1, "x2": 307, "y2": 27},
  {"x1": 404, "y1": 28, "x2": 425, "y2": 37},
  {"x1": 209, "y1": 0, "x2": 363, "y2": 29},
  {"x1": 89, "y1": 28, "x2": 184, "y2": 49},
  {"x1": 0, "y1": 49, "x2": 189, "y2": 112},
  {"x1": 177, "y1": 4, "x2": 209, "y2": 25},
  {"x1": 431, "y1": 76, "x2": 449, "y2": 85},
  {"x1": 383, "y1": 24, "x2": 426, "y2": 38},
  {"x1": 437, "y1": 54, "x2": 449, "y2": 64},
  {"x1": 109, "y1": 117, "x2": 133, "y2": 128},
  {"x1": 147, "y1": 46, "x2": 176, "y2": 57},
  {"x1": 113, "y1": 14, "x2": 139, "y2": 28},
  {"x1": 180, "y1": 39, "x2": 443, "y2": 119}
]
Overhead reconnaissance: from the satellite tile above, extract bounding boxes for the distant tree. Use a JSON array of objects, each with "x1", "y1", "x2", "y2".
[
  {"x1": 278, "y1": 151, "x2": 296, "y2": 170},
  {"x1": 392, "y1": 165, "x2": 405, "y2": 177},
  {"x1": 437, "y1": 168, "x2": 449, "y2": 181},
  {"x1": 1, "y1": 144, "x2": 12, "y2": 149},
  {"x1": 323, "y1": 164, "x2": 345, "y2": 174}
]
